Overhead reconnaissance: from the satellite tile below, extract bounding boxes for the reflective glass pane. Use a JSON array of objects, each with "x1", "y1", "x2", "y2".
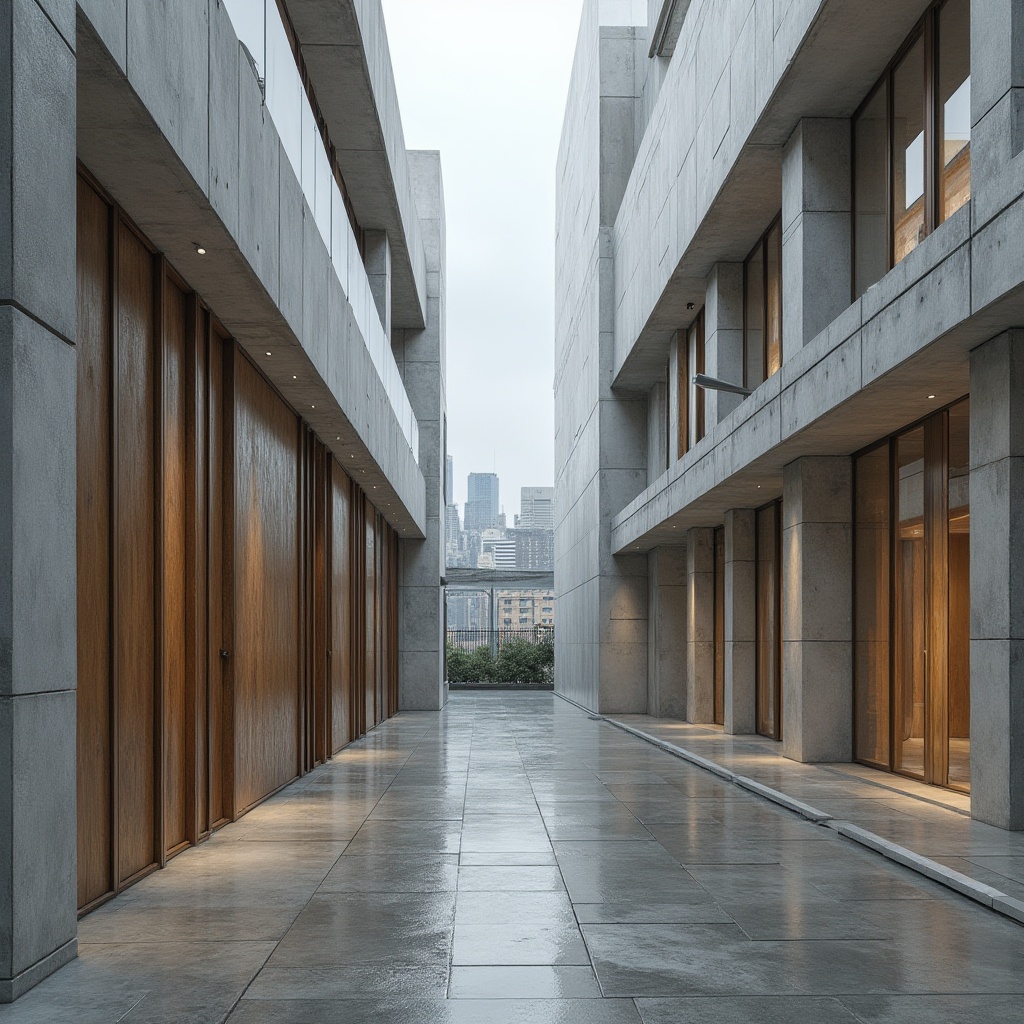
[
  {"x1": 894, "y1": 426, "x2": 926, "y2": 778},
  {"x1": 893, "y1": 36, "x2": 926, "y2": 264},
  {"x1": 222, "y1": 0, "x2": 265, "y2": 77},
  {"x1": 765, "y1": 220, "x2": 782, "y2": 376},
  {"x1": 854, "y1": 83, "x2": 888, "y2": 296},
  {"x1": 687, "y1": 312, "x2": 704, "y2": 447},
  {"x1": 744, "y1": 244, "x2": 764, "y2": 388},
  {"x1": 265, "y1": 9, "x2": 302, "y2": 182},
  {"x1": 756, "y1": 502, "x2": 781, "y2": 740},
  {"x1": 947, "y1": 399, "x2": 970, "y2": 789},
  {"x1": 854, "y1": 444, "x2": 891, "y2": 768},
  {"x1": 939, "y1": 0, "x2": 971, "y2": 222}
]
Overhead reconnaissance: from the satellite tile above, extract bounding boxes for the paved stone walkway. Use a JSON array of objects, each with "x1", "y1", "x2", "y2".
[{"x1": 4, "y1": 692, "x2": 1024, "y2": 1023}]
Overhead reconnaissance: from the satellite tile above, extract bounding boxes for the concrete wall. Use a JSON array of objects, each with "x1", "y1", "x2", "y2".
[
  {"x1": 0, "y1": 0, "x2": 78, "y2": 1000},
  {"x1": 554, "y1": 1, "x2": 650, "y2": 713},
  {"x1": 396, "y1": 151, "x2": 447, "y2": 711}
]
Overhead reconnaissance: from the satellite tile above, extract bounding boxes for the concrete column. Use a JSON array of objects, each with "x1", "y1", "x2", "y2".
[
  {"x1": 724, "y1": 509, "x2": 756, "y2": 735},
  {"x1": 647, "y1": 546, "x2": 687, "y2": 718},
  {"x1": 0, "y1": 0, "x2": 78, "y2": 1001},
  {"x1": 972, "y1": 0, "x2": 1024, "y2": 190},
  {"x1": 969, "y1": 331, "x2": 1024, "y2": 829},
  {"x1": 364, "y1": 229, "x2": 392, "y2": 342},
  {"x1": 703, "y1": 263, "x2": 744, "y2": 423},
  {"x1": 781, "y1": 457, "x2": 853, "y2": 762},
  {"x1": 781, "y1": 119, "x2": 851, "y2": 352},
  {"x1": 646, "y1": 379, "x2": 668, "y2": 483},
  {"x1": 686, "y1": 527, "x2": 715, "y2": 723},
  {"x1": 398, "y1": 154, "x2": 446, "y2": 711}
]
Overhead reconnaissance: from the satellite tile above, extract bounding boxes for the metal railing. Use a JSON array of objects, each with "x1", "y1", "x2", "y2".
[
  {"x1": 445, "y1": 628, "x2": 554, "y2": 687},
  {"x1": 446, "y1": 627, "x2": 553, "y2": 653}
]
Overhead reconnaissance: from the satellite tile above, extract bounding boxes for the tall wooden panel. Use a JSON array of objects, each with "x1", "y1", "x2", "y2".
[
  {"x1": 162, "y1": 277, "x2": 189, "y2": 856},
  {"x1": 115, "y1": 221, "x2": 159, "y2": 885},
  {"x1": 330, "y1": 461, "x2": 353, "y2": 751},
  {"x1": 208, "y1": 328, "x2": 233, "y2": 827},
  {"x1": 365, "y1": 498, "x2": 378, "y2": 730},
  {"x1": 233, "y1": 352, "x2": 301, "y2": 813},
  {"x1": 76, "y1": 177, "x2": 114, "y2": 911}
]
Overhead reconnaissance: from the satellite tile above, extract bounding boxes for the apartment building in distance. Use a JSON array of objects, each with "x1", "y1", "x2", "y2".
[
  {"x1": 555, "y1": 0, "x2": 1024, "y2": 828},
  {"x1": 1, "y1": 0, "x2": 446, "y2": 1000}
]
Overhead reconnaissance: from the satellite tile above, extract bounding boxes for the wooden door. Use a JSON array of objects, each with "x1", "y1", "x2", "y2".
[
  {"x1": 330, "y1": 461, "x2": 353, "y2": 751},
  {"x1": 76, "y1": 176, "x2": 114, "y2": 911},
  {"x1": 232, "y1": 351, "x2": 302, "y2": 813},
  {"x1": 365, "y1": 498, "x2": 379, "y2": 730}
]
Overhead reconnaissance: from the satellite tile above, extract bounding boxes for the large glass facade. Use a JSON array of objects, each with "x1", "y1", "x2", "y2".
[
  {"x1": 756, "y1": 501, "x2": 782, "y2": 740},
  {"x1": 852, "y1": 0, "x2": 971, "y2": 296},
  {"x1": 853, "y1": 399, "x2": 970, "y2": 791}
]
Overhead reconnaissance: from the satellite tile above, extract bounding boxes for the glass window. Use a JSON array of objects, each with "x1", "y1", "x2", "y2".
[
  {"x1": 686, "y1": 309, "x2": 705, "y2": 448},
  {"x1": 939, "y1": 0, "x2": 971, "y2": 223},
  {"x1": 893, "y1": 425, "x2": 926, "y2": 779},
  {"x1": 853, "y1": 1, "x2": 972, "y2": 295},
  {"x1": 222, "y1": 0, "x2": 265, "y2": 78},
  {"x1": 947, "y1": 398, "x2": 970, "y2": 789},
  {"x1": 854, "y1": 444, "x2": 891, "y2": 769},
  {"x1": 265, "y1": 10, "x2": 302, "y2": 182},
  {"x1": 744, "y1": 238, "x2": 764, "y2": 388},
  {"x1": 854, "y1": 84, "x2": 888, "y2": 297},
  {"x1": 892, "y1": 35, "x2": 927, "y2": 265},
  {"x1": 756, "y1": 501, "x2": 781, "y2": 741},
  {"x1": 765, "y1": 220, "x2": 782, "y2": 377}
]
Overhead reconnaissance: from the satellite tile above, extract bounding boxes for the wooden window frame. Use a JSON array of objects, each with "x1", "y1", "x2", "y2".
[
  {"x1": 677, "y1": 307, "x2": 706, "y2": 459},
  {"x1": 743, "y1": 215, "x2": 783, "y2": 391},
  {"x1": 851, "y1": 0, "x2": 969, "y2": 300}
]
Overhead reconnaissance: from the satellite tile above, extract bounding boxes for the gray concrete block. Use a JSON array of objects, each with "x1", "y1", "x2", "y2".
[
  {"x1": 0, "y1": 310, "x2": 76, "y2": 698},
  {"x1": 782, "y1": 639, "x2": 853, "y2": 763},
  {"x1": 78, "y1": 0, "x2": 126, "y2": 68},
  {"x1": 3, "y1": 0, "x2": 76, "y2": 341},
  {"x1": 400, "y1": 649, "x2": 444, "y2": 711},
  {"x1": 126, "y1": 0, "x2": 210, "y2": 191},
  {"x1": 278, "y1": 153, "x2": 305, "y2": 341},
  {"x1": 782, "y1": 522, "x2": 852, "y2": 642},
  {"x1": 0, "y1": 689, "x2": 77, "y2": 987},
  {"x1": 301, "y1": 202, "x2": 330, "y2": 382},
  {"x1": 208, "y1": 0, "x2": 240, "y2": 240},
  {"x1": 782, "y1": 456, "x2": 852, "y2": 527}
]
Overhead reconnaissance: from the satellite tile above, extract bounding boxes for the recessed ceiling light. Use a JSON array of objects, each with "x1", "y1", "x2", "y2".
[
  {"x1": 293, "y1": 375, "x2": 297, "y2": 380},
  {"x1": 928, "y1": 394, "x2": 936, "y2": 399},
  {"x1": 311, "y1": 404, "x2": 315, "y2": 409},
  {"x1": 266, "y1": 351, "x2": 272, "y2": 356},
  {"x1": 196, "y1": 245, "x2": 206, "y2": 255}
]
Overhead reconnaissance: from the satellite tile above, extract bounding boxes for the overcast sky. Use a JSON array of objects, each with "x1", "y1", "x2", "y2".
[{"x1": 381, "y1": 0, "x2": 584, "y2": 522}]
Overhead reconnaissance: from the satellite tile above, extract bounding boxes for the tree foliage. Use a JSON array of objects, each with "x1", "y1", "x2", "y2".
[{"x1": 446, "y1": 636, "x2": 554, "y2": 685}]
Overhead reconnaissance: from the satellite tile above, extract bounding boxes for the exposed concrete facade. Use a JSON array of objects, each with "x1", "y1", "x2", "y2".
[
  {"x1": 1, "y1": 0, "x2": 446, "y2": 999},
  {"x1": 555, "y1": 0, "x2": 1024, "y2": 828}
]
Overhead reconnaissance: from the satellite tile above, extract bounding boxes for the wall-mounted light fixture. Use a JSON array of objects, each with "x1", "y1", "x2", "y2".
[{"x1": 693, "y1": 373, "x2": 751, "y2": 398}]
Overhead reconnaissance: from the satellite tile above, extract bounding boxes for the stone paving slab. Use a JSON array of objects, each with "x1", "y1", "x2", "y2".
[{"x1": 3, "y1": 693, "x2": 1024, "y2": 1022}]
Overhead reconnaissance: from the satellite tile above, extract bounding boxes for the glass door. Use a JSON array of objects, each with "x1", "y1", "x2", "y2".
[
  {"x1": 756, "y1": 501, "x2": 782, "y2": 740},
  {"x1": 714, "y1": 526, "x2": 725, "y2": 726},
  {"x1": 854, "y1": 399, "x2": 970, "y2": 791}
]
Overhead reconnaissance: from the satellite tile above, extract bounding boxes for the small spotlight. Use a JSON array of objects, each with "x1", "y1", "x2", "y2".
[
  {"x1": 293, "y1": 375, "x2": 297, "y2": 380},
  {"x1": 311, "y1": 404, "x2": 315, "y2": 409},
  {"x1": 928, "y1": 394, "x2": 936, "y2": 399},
  {"x1": 197, "y1": 247, "x2": 206, "y2": 255},
  {"x1": 266, "y1": 351, "x2": 272, "y2": 356}
]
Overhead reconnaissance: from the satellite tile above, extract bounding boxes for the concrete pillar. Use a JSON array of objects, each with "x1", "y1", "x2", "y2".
[
  {"x1": 364, "y1": 229, "x2": 392, "y2": 342},
  {"x1": 781, "y1": 119, "x2": 851, "y2": 352},
  {"x1": 398, "y1": 154, "x2": 446, "y2": 711},
  {"x1": 0, "y1": 0, "x2": 78, "y2": 1001},
  {"x1": 724, "y1": 509, "x2": 756, "y2": 735},
  {"x1": 686, "y1": 527, "x2": 715, "y2": 723},
  {"x1": 781, "y1": 457, "x2": 853, "y2": 762},
  {"x1": 971, "y1": 0, "x2": 1024, "y2": 190},
  {"x1": 969, "y1": 331, "x2": 1024, "y2": 829},
  {"x1": 647, "y1": 378, "x2": 668, "y2": 483},
  {"x1": 647, "y1": 546, "x2": 687, "y2": 718},
  {"x1": 703, "y1": 263, "x2": 744, "y2": 423}
]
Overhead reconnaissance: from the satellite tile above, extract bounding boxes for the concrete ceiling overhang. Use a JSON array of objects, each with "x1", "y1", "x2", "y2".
[
  {"x1": 283, "y1": 0, "x2": 427, "y2": 331},
  {"x1": 613, "y1": 0, "x2": 935, "y2": 392},
  {"x1": 76, "y1": 15, "x2": 426, "y2": 539}
]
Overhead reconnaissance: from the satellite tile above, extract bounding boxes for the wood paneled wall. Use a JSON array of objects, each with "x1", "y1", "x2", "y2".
[{"x1": 75, "y1": 170, "x2": 402, "y2": 914}]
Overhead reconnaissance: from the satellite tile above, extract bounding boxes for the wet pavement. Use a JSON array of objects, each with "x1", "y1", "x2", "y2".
[{"x1": 4, "y1": 691, "x2": 1024, "y2": 1023}]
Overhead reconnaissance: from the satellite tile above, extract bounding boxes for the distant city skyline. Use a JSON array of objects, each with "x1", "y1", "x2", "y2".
[{"x1": 380, "y1": 0, "x2": 582, "y2": 521}]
